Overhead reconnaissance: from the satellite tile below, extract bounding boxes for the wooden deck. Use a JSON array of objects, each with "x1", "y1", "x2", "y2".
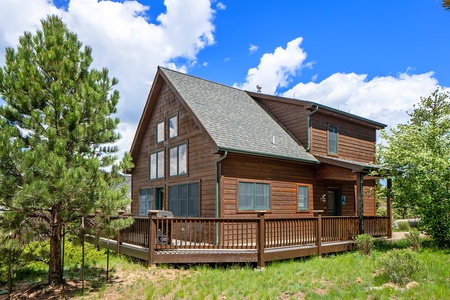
[{"x1": 86, "y1": 212, "x2": 390, "y2": 268}]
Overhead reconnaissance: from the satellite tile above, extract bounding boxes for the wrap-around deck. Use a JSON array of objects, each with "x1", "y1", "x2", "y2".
[{"x1": 88, "y1": 211, "x2": 390, "y2": 268}]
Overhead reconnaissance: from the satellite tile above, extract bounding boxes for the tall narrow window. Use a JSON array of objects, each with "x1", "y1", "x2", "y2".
[
  {"x1": 328, "y1": 125, "x2": 338, "y2": 155},
  {"x1": 149, "y1": 150, "x2": 164, "y2": 180},
  {"x1": 168, "y1": 183, "x2": 199, "y2": 217},
  {"x1": 168, "y1": 115, "x2": 178, "y2": 139},
  {"x1": 297, "y1": 185, "x2": 309, "y2": 211},
  {"x1": 238, "y1": 182, "x2": 270, "y2": 210},
  {"x1": 139, "y1": 188, "x2": 154, "y2": 215},
  {"x1": 169, "y1": 144, "x2": 187, "y2": 176},
  {"x1": 156, "y1": 121, "x2": 165, "y2": 143}
]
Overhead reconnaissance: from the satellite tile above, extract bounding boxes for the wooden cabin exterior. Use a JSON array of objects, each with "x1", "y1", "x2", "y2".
[{"x1": 129, "y1": 67, "x2": 387, "y2": 226}]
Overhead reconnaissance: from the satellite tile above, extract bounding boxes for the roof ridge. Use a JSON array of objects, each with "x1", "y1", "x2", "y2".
[{"x1": 158, "y1": 66, "x2": 248, "y2": 94}]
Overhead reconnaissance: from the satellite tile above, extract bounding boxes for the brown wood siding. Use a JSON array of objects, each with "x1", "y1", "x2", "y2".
[
  {"x1": 130, "y1": 82, "x2": 219, "y2": 217},
  {"x1": 310, "y1": 112, "x2": 377, "y2": 163},
  {"x1": 256, "y1": 99, "x2": 309, "y2": 147},
  {"x1": 220, "y1": 154, "x2": 315, "y2": 218}
]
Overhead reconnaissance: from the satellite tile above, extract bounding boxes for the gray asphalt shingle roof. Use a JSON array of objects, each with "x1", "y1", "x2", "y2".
[{"x1": 160, "y1": 67, "x2": 318, "y2": 164}]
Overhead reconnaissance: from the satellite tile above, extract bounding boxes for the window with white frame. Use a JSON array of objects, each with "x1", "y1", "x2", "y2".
[
  {"x1": 149, "y1": 150, "x2": 164, "y2": 180},
  {"x1": 169, "y1": 144, "x2": 187, "y2": 176},
  {"x1": 238, "y1": 182, "x2": 270, "y2": 210},
  {"x1": 168, "y1": 115, "x2": 178, "y2": 139}
]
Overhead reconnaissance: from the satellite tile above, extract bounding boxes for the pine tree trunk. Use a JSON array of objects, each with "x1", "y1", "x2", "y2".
[{"x1": 49, "y1": 207, "x2": 63, "y2": 285}]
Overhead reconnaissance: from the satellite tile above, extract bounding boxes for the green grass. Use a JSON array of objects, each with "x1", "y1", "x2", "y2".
[
  {"x1": 4, "y1": 239, "x2": 449, "y2": 299},
  {"x1": 77, "y1": 241, "x2": 450, "y2": 300}
]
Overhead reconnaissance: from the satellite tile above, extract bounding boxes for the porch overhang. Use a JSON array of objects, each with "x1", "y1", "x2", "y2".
[{"x1": 315, "y1": 155, "x2": 383, "y2": 181}]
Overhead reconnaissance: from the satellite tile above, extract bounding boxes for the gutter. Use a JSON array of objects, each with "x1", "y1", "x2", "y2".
[{"x1": 306, "y1": 104, "x2": 319, "y2": 152}]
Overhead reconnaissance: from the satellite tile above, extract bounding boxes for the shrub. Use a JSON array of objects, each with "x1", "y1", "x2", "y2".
[
  {"x1": 355, "y1": 234, "x2": 374, "y2": 256},
  {"x1": 404, "y1": 230, "x2": 422, "y2": 251},
  {"x1": 377, "y1": 249, "x2": 419, "y2": 285},
  {"x1": 397, "y1": 221, "x2": 410, "y2": 231}
]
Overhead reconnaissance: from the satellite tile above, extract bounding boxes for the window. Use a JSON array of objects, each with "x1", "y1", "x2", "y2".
[
  {"x1": 168, "y1": 183, "x2": 199, "y2": 217},
  {"x1": 156, "y1": 121, "x2": 165, "y2": 143},
  {"x1": 149, "y1": 150, "x2": 164, "y2": 179},
  {"x1": 169, "y1": 144, "x2": 187, "y2": 176},
  {"x1": 328, "y1": 125, "x2": 338, "y2": 155},
  {"x1": 297, "y1": 186, "x2": 309, "y2": 211},
  {"x1": 168, "y1": 115, "x2": 178, "y2": 139},
  {"x1": 238, "y1": 182, "x2": 270, "y2": 210},
  {"x1": 139, "y1": 188, "x2": 154, "y2": 215}
]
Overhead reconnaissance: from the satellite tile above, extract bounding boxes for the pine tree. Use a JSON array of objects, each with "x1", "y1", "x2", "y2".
[{"x1": 0, "y1": 15, "x2": 133, "y2": 285}]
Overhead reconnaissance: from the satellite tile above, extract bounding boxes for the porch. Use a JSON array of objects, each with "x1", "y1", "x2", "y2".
[{"x1": 86, "y1": 212, "x2": 391, "y2": 268}]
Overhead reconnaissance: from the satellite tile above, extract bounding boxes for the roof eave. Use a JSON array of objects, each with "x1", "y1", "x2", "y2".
[{"x1": 217, "y1": 147, "x2": 320, "y2": 165}]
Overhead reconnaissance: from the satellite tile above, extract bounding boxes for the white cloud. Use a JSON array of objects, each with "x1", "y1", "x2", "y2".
[
  {"x1": 0, "y1": 0, "x2": 216, "y2": 155},
  {"x1": 249, "y1": 44, "x2": 258, "y2": 54},
  {"x1": 216, "y1": 2, "x2": 226, "y2": 10},
  {"x1": 282, "y1": 72, "x2": 439, "y2": 130},
  {"x1": 235, "y1": 37, "x2": 307, "y2": 94}
]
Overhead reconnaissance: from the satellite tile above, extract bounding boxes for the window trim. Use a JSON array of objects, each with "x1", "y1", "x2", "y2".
[
  {"x1": 156, "y1": 120, "x2": 165, "y2": 143},
  {"x1": 237, "y1": 181, "x2": 271, "y2": 211},
  {"x1": 168, "y1": 114, "x2": 178, "y2": 139},
  {"x1": 169, "y1": 143, "x2": 187, "y2": 177},
  {"x1": 297, "y1": 184, "x2": 310, "y2": 212},
  {"x1": 327, "y1": 124, "x2": 338, "y2": 155},
  {"x1": 149, "y1": 149, "x2": 165, "y2": 180},
  {"x1": 168, "y1": 182, "x2": 200, "y2": 217},
  {"x1": 139, "y1": 188, "x2": 154, "y2": 216}
]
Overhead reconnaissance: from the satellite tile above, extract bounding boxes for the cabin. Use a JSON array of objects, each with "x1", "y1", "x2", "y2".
[
  {"x1": 90, "y1": 67, "x2": 391, "y2": 267},
  {"x1": 130, "y1": 67, "x2": 386, "y2": 221}
]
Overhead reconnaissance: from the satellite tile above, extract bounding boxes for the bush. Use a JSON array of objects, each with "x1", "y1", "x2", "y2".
[
  {"x1": 404, "y1": 230, "x2": 422, "y2": 251},
  {"x1": 377, "y1": 249, "x2": 419, "y2": 285},
  {"x1": 397, "y1": 221, "x2": 410, "y2": 231},
  {"x1": 355, "y1": 234, "x2": 374, "y2": 256}
]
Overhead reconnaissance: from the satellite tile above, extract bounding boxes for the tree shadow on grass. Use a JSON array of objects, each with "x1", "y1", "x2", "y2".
[{"x1": 1, "y1": 266, "x2": 116, "y2": 300}]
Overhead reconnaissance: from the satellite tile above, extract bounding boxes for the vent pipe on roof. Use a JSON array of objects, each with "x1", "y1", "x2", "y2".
[
  {"x1": 272, "y1": 136, "x2": 276, "y2": 146},
  {"x1": 256, "y1": 85, "x2": 262, "y2": 93}
]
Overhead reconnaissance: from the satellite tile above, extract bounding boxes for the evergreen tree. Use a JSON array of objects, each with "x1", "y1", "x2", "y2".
[{"x1": 0, "y1": 15, "x2": 133, "y2": 285}]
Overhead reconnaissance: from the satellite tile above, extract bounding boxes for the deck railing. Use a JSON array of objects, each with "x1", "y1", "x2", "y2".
[{"x1": 87, "y1": 212, "x2": 390, "y2": 267}]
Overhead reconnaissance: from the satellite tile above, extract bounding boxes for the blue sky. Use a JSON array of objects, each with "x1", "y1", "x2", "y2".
[{"x1": 0, "y1": 0, "x2": 449, "y2": 155}]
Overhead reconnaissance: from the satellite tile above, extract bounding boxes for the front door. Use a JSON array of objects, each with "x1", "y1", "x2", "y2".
[
  {"x1": 327, "y1": 189, "x2": 341, "y2": 216},
  {"x1": 156, "y1": 187, "x2": 164, "y2": 210}
]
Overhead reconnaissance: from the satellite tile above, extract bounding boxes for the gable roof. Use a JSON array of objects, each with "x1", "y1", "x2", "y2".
[
  {"x1": 131, "y1": 67, "x2": 319, "y2": 164},
  {"x1": 247, "y1": 92, "x2": 387, "y2": 129}
]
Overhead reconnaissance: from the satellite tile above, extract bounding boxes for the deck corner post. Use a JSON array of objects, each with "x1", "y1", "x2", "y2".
[
  {"x1": 386, "y1": 178, "x2": 393, "y2": 239},
  {"x1": 116, "y1": 229, "x2": 121, "y2": 255},
  {"x1": 148, "y1": 210, "x2": 158, "y2": 268},
  {"x1": 316, "y1": 212, "x2": 322, "y2": 256},
  {"x1": 257, "y1": 211, "x2": 266, "y2": 269}
]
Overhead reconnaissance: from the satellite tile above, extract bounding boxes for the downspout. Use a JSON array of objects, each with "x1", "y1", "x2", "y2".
[
  {"x1": 215, "y1": 151, "x2": 228, "y2": 244},
  {"x1": 306, "y1": 104, "x2": 319, "y2": 152}
]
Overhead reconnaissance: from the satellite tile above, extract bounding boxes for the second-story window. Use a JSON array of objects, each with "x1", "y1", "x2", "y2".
[
  {"x1": 156, "y1": 121, "x2": 165, "y2": 143},
  {"x1": 169, "y1": 144, "x2": 187, "y2": 176},
  {"x1": 149, "y1": 150, "x2": 164, "y2": 180},
  {"x1": 328, "y1": 125, "x2": 338, "y2": 155},
  {"x1": 168, "y1": 115, "x2": 178, "y2": 138}
]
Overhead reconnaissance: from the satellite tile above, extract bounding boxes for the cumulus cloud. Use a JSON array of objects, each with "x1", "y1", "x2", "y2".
[
  {"x1": 282, "y1": 72, "x2": 439, "y2": 129},
  {"x1": 0, "y1": 0, "x2": 216, "y2": 155},
  {"x1": 235, "y1": 37, "x2": 307, "y2": 94},
  {"x1": 216, "y1": 2, "x2": 226, "y2": 10}
]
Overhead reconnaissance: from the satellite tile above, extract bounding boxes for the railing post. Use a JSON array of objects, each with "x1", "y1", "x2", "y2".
[
  {"x1": 386, "y1": 178, "x2": 393, "y2": 238},
  {"x1": 148, "y1": 210, "x2": 158, "y2": 268},
  {"x1": 116, "y1": 228, "x2": 121, "y2": 255},
  {"x1": 316, "y1": 213, "x2": 322, "y2": 256},
  {"x1": 257, "y1": 211, "x2": 266, "y2": 269}
]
